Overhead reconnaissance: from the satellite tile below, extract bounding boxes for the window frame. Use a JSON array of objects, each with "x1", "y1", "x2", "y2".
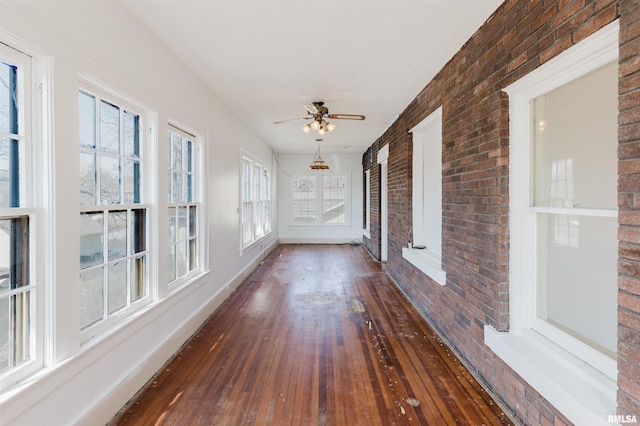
[
  {"x1": 485, "y1": 20, "x2": 619, "y2": 425},
  {"x1": 289, "y1": 170, "x2": 351, "y2": 227},
  {"x1": 78, "y1": 80, "x2": 152, "y2": 341},
  {"x1": 0, "y1": 42, "x2": 44, "y2": 389},
  {"x1": 240, "y1": 152, "x2": 272, "y2": 250},
  {"x1": 167, "y1": 124, "x2": 200, "y2": 286},
  {"x1": 403, "y1": 107, "x2": 446, "y2": 285}
]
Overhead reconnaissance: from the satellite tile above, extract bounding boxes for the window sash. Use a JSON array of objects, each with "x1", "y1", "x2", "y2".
[
  {"x1": 79, "y1": 86, "x2": 147, "y2": 334},
  {"x1": 290, "y1": 173, "x2": 350, "y2": 226},
  {"x1": 168, "y1": 127, "x2": 198, "y2": 284},
  {"x1": 241, "y1": 155, "x2": 271, "y2": 248},
  {"x1": 0, "y1": 43, "x2": 40, "y2": 387}
]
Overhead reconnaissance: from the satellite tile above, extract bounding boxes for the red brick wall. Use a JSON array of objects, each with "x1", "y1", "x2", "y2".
[
  {"x1": 618, "y1": 0, "x2": 640, "y2": 419},
  {"x1": 362, "y1": 0, "x2": 628, "y2": 424}
]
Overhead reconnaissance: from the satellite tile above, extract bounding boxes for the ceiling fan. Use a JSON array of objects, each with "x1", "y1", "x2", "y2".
[{"x1": 274, "y1": 101, "x2": 365, "y2": 135}]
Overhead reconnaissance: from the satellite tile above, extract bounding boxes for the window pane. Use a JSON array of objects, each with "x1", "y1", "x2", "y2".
[
  {"x1": 168, "y1": 245, "x2": 176, "y2": 282},
  {"x1": 533, "y1": 62, "x2": 617, "y2": 210},
  {"x1": 0, "y1": 221, "x2": 7, "y2": 292},
  {"x1": 131, "y1": 255, "x2": 146, "y2": 302},
  {"x1": 108, "y1": 210, "x2": 127, "y2": 261},
  {"x1": 0, "y1": 218, "x2": 28, "y2": 292},
  {"x1": 0, "y1": 62, "x2": 17, "y2": 135},
  {"x1": 80, "y1": 213, "x2": 103, "y2": 269},
  {"x1": 0, "y1": 138, "x2": 11, "y2": 209},
  {"x1": 108, "y1": 261, "x2": 127, "y2": 314},
  {"x1": 171, "y1": 133, "x2": 182, "y2": 170},
  {"x1": 0, "y1": 292, "x2": 30, "y2": 371},
  {"x1": 186, "y1": 140, "x2": 193, "y2": 173},
  {"x1": 80, "y1": 267, "x2": 104, "y2": 329},
  {"x1": 132, "y1": 208, "x2": 145, "y2": 254},
  {"x1": 537, "y1": 214, "x2": 618, "y2": 358},
  {"x1": 168, "y1": 207, "x2": 176, "y2": 244},
  {"x1": 189, "y1": 238, "x2": 197, "y2": 272},
  {"x1": 100, "y1": 154, "x2": 120, "y2": 205},
  {"x1": 172, "y1": 171, "x2": 182, "y2": 204},
  {"x1": 79, "y1": 151, "x2": 97, "y2": 205},
  {"x1": 189, "y1": 206, "x2": 197, "y2": 238},
  {"x1": 100, "y1": 101, "x2": 120, "y2": 153},
  {"x1": 167, "y1": 168, "x2": 173, "y2": 204},
  {"x1": 177, "y1": 206, "x2": 187, "y2": 241},
  {"x1": 176, "y1": 241, "x2": 187, "y2": 278},
  {"x1": 79, "y1": 92, "x2": 96, "y2": 148},
  {"x1": 123, "y1": 158, "x2": 140, "y2": 204},
  {"x1": 0, "y1": 137, "x2": 20, "y2": 209},
  {"x1": 0, "y1": 296, "x2": 9, "y2": 371},
  {"x1": 123, "y1": 111, "x2": 139, "y2": 157},
  {"x1": 187, "y1": 174, "x2": 193, "y2": 203}
]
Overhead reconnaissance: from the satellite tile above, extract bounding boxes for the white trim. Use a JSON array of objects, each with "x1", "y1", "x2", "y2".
[
  {"x1": 406, "y1": 107, "x2": 444, "y2": 284},
  {"x1": 485, "y1": 326, "x2": 616, "y2": 426},
  {"x1": 363, "y1": 169, "x2": 371, "y2": 239},
  {"x1": 402, "y1": 247, "x2": 446, "y2": 285},
  {"x1": 377, "y1": 143, "x2": 389, "y2": 164},
  {"x1": 485, "y1": 20, "x2": 619, "y2": 426}
]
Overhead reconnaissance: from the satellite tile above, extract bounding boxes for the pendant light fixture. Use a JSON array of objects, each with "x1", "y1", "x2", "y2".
[{"x1": 309, "y1": 140, "x2": 329, "y2": 170}]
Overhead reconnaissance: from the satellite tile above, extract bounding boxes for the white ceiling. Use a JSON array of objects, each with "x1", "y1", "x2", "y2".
[{"x1": 121, "y1": 0, "x2": 502, "y2": 155}]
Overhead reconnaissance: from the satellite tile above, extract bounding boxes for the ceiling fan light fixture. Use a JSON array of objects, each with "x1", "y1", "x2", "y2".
[
  {"x1": 311, "y1": 120, "x2": 320, "y2": 130},
  {"x1": 302, "y1": 123, "x2": 311, "y2": 133},
  {"x1": 326, "y1": 121, "x2": 335, "y2": 132}
]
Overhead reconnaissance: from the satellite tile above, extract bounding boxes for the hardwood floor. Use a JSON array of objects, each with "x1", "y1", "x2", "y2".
[{"x1": 111, "y1": 244, "x2": 512, "y2": 425}]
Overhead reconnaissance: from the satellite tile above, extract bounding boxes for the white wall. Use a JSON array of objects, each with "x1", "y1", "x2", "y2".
[
  {"x1": 0, "y1": 1, "x2": 277, "y2": 424},
  {"x1": 277, "y1": 153, "x2": 363, "y2": 243}
]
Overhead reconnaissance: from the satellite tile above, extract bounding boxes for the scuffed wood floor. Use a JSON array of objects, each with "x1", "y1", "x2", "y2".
[{"x1": 111, "y1": 244, "x2": 512, "y2": 425}]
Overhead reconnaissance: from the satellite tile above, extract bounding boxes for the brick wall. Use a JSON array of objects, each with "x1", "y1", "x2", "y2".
[
  {"x1": 362, "y1": 0, "x2": 630, "y2": 424},
  {"x1": 618, "y1": 0, "x2": 640, "y2": 419}
]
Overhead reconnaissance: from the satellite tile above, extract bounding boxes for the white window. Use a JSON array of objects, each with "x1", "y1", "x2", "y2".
[
  {"x1": 322, "y1": 175, "x2": 347, "y2": 224},
  {"x1": 403, "y1": 107, "x2": 445, "y2": 285},
  {"x1": 0, "y1": 43, "x2": 42, "y2": 388},
  {"x1": 292, "y1": 175, "x2": 316, "y2": 224},
  {"x1": 79, "y1": 87, "x2": 149, "y2": 334},
  {"x1": 168, "y1": 126, "x2": 199, "y2": 284},
  {"x1": 241, "y1": 153, "x2": 271, "y2": 249},
  {"x1": 291, "y1": 172, "x2": 350, "y2": 226},
  {"x1": 485, "y1": 21, "x2": 618, "y2": 425}
]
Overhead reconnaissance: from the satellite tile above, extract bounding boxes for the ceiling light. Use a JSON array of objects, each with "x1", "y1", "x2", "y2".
[
  {"x1": 303, "y1": 115, "x2": 336, "y2": 136},
  {"x1": 309, "y1": 144, "x2": 329, "y2": 170}
]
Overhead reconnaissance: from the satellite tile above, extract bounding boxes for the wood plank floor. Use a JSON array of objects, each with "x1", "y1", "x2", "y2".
[{"x1": 111, "y1": 244, "x2": 512, "y2": 425}]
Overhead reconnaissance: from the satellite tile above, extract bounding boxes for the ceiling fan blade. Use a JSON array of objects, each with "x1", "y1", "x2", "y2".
[
  {"x1": 273, "y1": 117, "x2": 309, "y2": 124},
  {"x1": 303, "y1": 104, "x2": 319, "y2": 114},
  {"x1": 328, "y1": 113, "x2": 366, "y2": 120}
]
